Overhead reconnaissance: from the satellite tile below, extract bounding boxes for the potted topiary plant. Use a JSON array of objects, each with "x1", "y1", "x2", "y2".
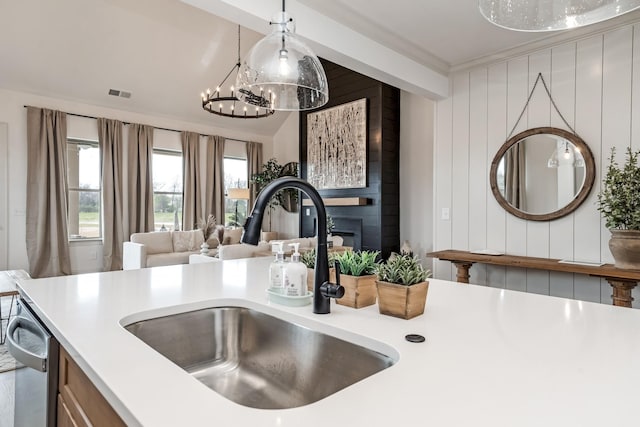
[
  {"x1": 374, "y1": 253, "x2": 432, "y2": 319},
  {"x1": 300, "y1": 249, "x2": 337, "y2": 292},
  {"x1": 334, "y1": 250, "x2": 380, "y2": 308},
  {"x1": 251, "y1": 158, "x2": 299, "y2": 237},
  {"x1": 597, "y1": 147, "x2": 640, "y2": 269}
]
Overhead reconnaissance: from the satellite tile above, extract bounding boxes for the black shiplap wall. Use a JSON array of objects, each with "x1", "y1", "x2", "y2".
[{"x1": 299, "y1": 59, "x2": 400, "y2": 259}]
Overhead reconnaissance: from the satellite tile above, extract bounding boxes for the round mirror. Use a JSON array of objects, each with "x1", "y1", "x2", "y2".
[{"x1": 489, "y1": 127, "x2": 595, "y2": 221}]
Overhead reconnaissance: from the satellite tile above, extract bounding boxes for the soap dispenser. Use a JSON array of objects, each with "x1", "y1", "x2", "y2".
[
  {"x1": 284, "y1": 243, "x2": 307, "y2": 297},
  {"x1": 269, "y1": 241, "x2": 286, "y2": 293}
]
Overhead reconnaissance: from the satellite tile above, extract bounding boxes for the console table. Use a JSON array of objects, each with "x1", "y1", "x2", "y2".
[{"x1": 427, "y1": 250, "x2": 640, "y2": 308}]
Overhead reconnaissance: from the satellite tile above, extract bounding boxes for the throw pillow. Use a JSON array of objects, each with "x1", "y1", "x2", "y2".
[
  {"x1": 224, "y1": 227, "x2": 243, "y2": 245},
  {"x1": 172, "y1": 230, "x2": 204, "y2": 252}
]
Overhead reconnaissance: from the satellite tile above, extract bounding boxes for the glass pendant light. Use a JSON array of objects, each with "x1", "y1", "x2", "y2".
[
  {"x1": 479, "y1": 0, "x2": 640, "y2": 32},
  {"x1": 236, "y1": 0, "x2": 328, "y2": 111}
]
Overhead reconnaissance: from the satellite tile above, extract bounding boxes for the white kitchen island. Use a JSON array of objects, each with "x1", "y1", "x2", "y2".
[{"x1": 17, "y1": 257, "x2": 640, "y2": 426}]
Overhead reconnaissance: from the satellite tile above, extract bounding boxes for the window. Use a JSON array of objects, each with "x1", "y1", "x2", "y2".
[
  {"x1": 152, "y1": 149, "x2": 183, "y2": 231},
  {"x1": 224, "y1": 157, "x2": 248, "y2": 227},
  {"x1": 67, "y1": 139, "x2": 101, "y2": 240}
]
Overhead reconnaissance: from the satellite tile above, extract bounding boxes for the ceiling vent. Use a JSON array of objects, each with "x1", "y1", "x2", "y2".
[{"x1": 108, "y1": 89, "x2": 131, "y2": 99}]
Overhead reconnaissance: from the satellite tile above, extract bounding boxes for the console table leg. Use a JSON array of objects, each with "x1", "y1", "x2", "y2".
[
  {"x1": 453, "y1": 262, "x2": 473, "y2": 284},
  {"x1": 607, "y1": 279, "x2": 637, "y2": 308}
]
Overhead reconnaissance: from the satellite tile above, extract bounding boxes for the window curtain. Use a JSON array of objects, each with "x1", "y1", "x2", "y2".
[
  {"x1": 98, "y1": 118, "x2": 124, "y2": 271},
  {"x1": 246, "y1": 141, "x2": 263, "y2": 212},
  {"x1": 181, "y1": 131, "x2": 202, "y2": 230},
  {"x1": 125, "y1": 124, "x2": 155, "y2": 237},
  {"x1": 26, "y1": 107, "x2": 71, "y2": 278},
  {"x1": 205, "y1": 135, "x2": 225, "y2": 225},
  {"x1": 505, "y1": 145, "x2": 526, "y2": 210}
]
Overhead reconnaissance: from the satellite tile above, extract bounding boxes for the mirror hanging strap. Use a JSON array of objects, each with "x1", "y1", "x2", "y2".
[{"x1": 506, "y1": 72, "x2": 579, "y2": 140}]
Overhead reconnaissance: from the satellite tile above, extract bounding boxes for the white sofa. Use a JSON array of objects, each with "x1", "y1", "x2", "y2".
[
  {"x1": 123, "y1": 229, "x2": 319, "y2": 269},
  {"x1": 123, "y1": 230, "x2": 209, "y2": 270}
]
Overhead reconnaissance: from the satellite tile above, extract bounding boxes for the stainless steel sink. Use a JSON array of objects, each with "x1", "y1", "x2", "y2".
[{"x1": 124, "y1": 306, "x2": 395, "y2": 409}]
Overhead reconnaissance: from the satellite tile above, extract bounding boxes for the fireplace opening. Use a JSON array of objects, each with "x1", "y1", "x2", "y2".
[
  {"x1": 332, "y1": 231, "x2": 357, "y2": 251},
  {"x1": 311, "y1": 216, "x2": 363, "y2": 252}
]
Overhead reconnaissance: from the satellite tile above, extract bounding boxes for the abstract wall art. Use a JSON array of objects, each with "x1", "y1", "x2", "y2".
[{"x1": 306, "y1": 98, "x2": 367, "y2": 189}]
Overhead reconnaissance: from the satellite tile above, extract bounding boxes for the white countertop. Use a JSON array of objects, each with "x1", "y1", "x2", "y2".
[{"x1": 17, "y1": 257, "x2": 640, "y2": 426}]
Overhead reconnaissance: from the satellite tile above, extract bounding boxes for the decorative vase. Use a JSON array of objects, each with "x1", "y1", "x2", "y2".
[
  {"x1": 375, "y1": 280, "x2": 429, "y2": 320},
  {"x1": 336, "y1": 274, "x2": 377, "y2": 308},
  {"x1": 609, "y1": 229, "x2": 640, "y2": 270},
  {"x1": 200, "y1": 242, "x2": 210, "y2": 255}
]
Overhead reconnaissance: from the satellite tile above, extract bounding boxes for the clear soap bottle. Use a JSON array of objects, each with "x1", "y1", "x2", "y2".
[
  {"x1": 269, "y1": 241, "x2": 286, "y2": 293},
  {"x1": 284, "y1": 243, "x2": 307, "y2": 297}
]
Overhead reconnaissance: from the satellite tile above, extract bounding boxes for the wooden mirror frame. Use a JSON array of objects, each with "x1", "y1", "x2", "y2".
[{"x1": 489, "y1": 127, "x2": 596, "y2": 221}]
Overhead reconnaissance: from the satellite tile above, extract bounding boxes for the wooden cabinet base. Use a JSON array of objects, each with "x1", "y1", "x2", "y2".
[{"x1": 58, "y1": 346, "x2": 125, "y2": 426}]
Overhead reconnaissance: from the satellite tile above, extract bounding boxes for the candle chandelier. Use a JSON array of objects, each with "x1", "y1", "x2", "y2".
[{"x1": 201, "y1": 25, "x2": 275, "y2": 119}]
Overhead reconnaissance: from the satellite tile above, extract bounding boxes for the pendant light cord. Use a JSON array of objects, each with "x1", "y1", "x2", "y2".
[
  {"x1": 237, "y1": 25, "x2": 241, "y2": 66},
  {"x1": 507, "y1": 72, "x2": 578, "y2": 140}
]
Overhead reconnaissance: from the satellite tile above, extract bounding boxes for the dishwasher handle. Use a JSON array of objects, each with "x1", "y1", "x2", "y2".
[{"x1": 6, "y1": 316, "x2": 48, "y2": 372}]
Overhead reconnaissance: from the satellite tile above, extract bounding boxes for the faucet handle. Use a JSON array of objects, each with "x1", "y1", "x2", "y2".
[{"x1": 320, "y1": 260, "x2": 345, "y2": 299}]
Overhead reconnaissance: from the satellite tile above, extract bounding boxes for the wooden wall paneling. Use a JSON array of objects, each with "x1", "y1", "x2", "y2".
[
  {"x1": 631, "y1": 25, "x2": 640, "y2": 307},
  {"x1": 451, "y1": 72, "x2": 471, "y2": 255},
  {"x1": 468, "y1": 68, "x2": 489, "y2": 285},
  {"x1": 548, "y1": 42, "x2": 578, "y2": 299},
  {"x1": 505, "y1": 56, "x2": 529, "y2": 292},
  {"x1": 486, "y1": 63, "x2": 508, "y2": 288},
  {"x1": 599, "y1": 27, "x2": 633, "y2": 304},
  {"x1": 525, "y1": 50, "x2": 552, "y2": 295},
  {"x1": 299, "y1": 60, "x2": 400, "y2": 259},
  {"x1": 380, "y1": 85, "x2": 401, "y2": 257},
  {"x1": 434, "y1": 95, "x2": 454, "y2": 280},
  {"x1": 0, "y1": 123, "x2": 7, "y2": 270},
  {"x1": 633, "y1": 24, "x2": 640, "y2": 154},
  {"x1": 573, "y1": 34, "x2": 606, "y2": 303}
]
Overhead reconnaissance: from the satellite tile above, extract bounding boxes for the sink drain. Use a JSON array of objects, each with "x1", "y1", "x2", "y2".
[{"x1": 405, "y1": 334, "x2": 425, "y2": 343}]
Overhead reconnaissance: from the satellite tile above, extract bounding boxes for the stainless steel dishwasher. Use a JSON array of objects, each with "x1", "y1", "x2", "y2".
[{"x1": 7, "y1": 298, "x2": 59, "y2": 427}]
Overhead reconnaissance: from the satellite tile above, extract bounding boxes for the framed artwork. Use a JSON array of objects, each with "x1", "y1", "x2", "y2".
[{"x1": 306, "y1": 98, "x2": 367, "y2": 190}]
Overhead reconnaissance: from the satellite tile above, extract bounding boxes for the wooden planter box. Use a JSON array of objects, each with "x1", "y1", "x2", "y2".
[
  {"x1": 336, "y1": 274, "x2": 377, "y2": 308},
  {"x1": 375, "y1": 280, "x2": 429, "y2": 320},
  {"x1": 306, "y1": 268, "x2": 336, "y2": 292}
]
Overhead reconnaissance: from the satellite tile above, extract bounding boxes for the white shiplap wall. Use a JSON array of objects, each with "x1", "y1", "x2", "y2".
[{"x1": 434, "y1": 23, "x2": 640, "y2": 307}]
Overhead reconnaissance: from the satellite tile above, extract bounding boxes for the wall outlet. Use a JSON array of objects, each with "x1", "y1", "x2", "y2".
[{"x1": 441, "y1": 208, "x2": 450, "y2": 221}]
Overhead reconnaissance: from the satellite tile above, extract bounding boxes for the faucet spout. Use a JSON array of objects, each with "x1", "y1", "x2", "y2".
[{"x1": 241, "y1": 177, "x2": 343, "y2": 314}]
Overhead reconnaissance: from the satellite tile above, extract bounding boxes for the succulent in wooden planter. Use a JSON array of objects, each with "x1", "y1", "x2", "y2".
[
  {"x1": 334, "y1": 250, "x2": 380, "y2": 308},
  {"x1": 374, "y1": 253, "x2": 432, "y2": 319}
]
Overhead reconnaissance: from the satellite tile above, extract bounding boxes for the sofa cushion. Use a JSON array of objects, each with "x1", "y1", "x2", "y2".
[
  {"x1": 217, "y1": 242, "x2": 270, "y2": 260},
  {"x1": 172, "y1": 230, "x2": 204, "y2": 252},
  {"x1": 222, "y1": 227, "x2": 243, "y2": 245},
  {"x1": 206, "y1": 235, "x2": 220, "y2": 249},
  {"x1": 130, "y1": 232, "x2": 173, "y2": 255},
  {"x1": 147, "y1": 251, "x2": 196, "y2": 267}
]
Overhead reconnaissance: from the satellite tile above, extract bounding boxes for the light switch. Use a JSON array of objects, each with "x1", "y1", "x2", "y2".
[
  {"x1": 305, "y1": 208, "x2": 311, "y2": 216},
  {"x1": 441, "y1": 208, "x2": 450, "y2": 221}
]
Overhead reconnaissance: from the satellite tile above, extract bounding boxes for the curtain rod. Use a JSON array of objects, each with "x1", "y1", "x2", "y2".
[{"x1": 22, "y1": 105, "x2": 257, "y2": 144}]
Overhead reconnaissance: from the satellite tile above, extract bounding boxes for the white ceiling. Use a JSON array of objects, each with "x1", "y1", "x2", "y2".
[{"x1": 1, "y1": 0, "x2": 639, "y2": 137}]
